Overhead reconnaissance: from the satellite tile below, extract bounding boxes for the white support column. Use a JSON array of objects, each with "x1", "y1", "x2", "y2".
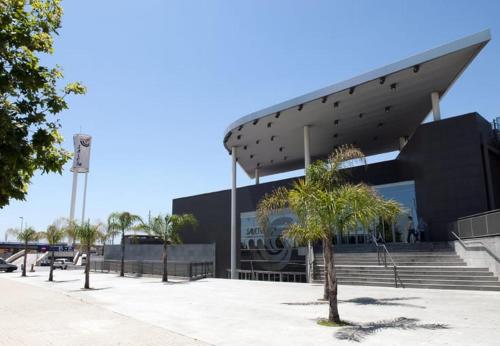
[
  {"x1": 231, "y1": 147, "x2": 237, "y2": 279},
  {"x1": 431, "y1": 91, "x2": 441, "y2": 121},
  {"x1": 69, "y1": 171, "x2": 78, "y2": 222},
  {"x1": 303, "y1": 125, "x2": 313, "y2": 282},
  {"x1": 81, "y1": 172, "x2": 89, "y2": 225},
  {"x1": 255, "y1": 168, "x2": 260, "y2": 185},
  {"x1": 303, "y1": 125, "x2": 311, "y2": 170}
]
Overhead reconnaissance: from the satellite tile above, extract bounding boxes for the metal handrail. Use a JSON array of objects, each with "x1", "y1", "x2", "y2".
[
  {"x1": 451, "y1": 231, "x2": 500, "y2": 264},
  {"x1": 371, "y1": 233, "x2": 404, "y2": 288}
]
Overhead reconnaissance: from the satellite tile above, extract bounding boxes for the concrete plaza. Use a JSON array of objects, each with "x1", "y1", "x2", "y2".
[{"x1": 1, "y1": 270, "x2": 499, "y2": 345}]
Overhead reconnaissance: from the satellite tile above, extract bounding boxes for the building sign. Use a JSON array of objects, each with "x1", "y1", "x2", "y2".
[
  {"x1": 240, "y1": 210, "x2": 298, "y2": 271},
  {"x1": 71, "y1": 134, "x2": 92, "y2": 173}
]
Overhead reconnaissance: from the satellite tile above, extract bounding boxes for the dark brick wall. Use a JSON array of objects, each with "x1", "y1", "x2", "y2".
[
  {"x1": 172, "y1": 163, "x2": 407, "y2": 277},
  {"x1": 397, "y1": 113, "x2": 493, "y2": 240},
  {"x1": 173, "y1": 113, "x2": 497, "y2": 276}
]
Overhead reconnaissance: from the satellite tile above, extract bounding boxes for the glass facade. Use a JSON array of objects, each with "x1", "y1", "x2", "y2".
[
  {"x1": 341, "y1": 180, "x2": 418, "y2": 244},
  {"x1": 240, "y1": 179, "x2": 420, "y2": 270}
]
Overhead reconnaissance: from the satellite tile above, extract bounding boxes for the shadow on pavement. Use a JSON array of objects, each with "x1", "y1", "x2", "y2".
[
  {"x1": 69, "y1": 286, "x2": 113, "y2": 292},
  {"x1": 282, "y1": 301, "x2": 328, "y2": 306},
  {"x1": 138, "y1": 278, "x2": 203, "y2": 285},
  {"x1": 335, "y1": 317, "x2": 449, "y2": 342},
  {"x1": 339, "y1": 296, "x2": 426, "y2": 309},
  {"x1": 282, "y1": 297, "x2": 424, "y2": 309},
  {"x1": 50, "y1": 279, "x2": 80, "y2": 283}
]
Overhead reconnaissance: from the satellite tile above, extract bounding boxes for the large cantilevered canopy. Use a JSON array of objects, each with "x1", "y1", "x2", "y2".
[{"x1": 223, "y1": 30, "x2": 491, "y2": 178}]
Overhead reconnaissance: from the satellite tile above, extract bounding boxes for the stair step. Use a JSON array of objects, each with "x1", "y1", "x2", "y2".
[
  {"x1": 322, "y1": 262, "x2": 466, "y2": 267},
  {"x1": 332, "y1": 281, "x2": 500, "y2": 291},
  {"x1": 312, "y1": 242, "x2": 499, "y2": 291},
  {"x1": 330, "y1": 253, "x2": 459, "y2": 257},
  {"x1": 336, "y1": 277, "x2": 500, "y2": 285},
  {"x1": 331, "y1": 247, "x2": 454, "y2": 253},
  {"x1": 332, "y1": 270, "x2": 494, "y2": 276},
  {"x1": 332, "y1": 265, "x2": 489, "y2": 271},
  {"x1": 334, "y1": 273, "x2": 498, "y2": 281}
]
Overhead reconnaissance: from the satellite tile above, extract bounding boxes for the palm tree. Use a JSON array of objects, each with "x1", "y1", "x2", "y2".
[
  {"x1": 39, "y1": 222, "x2": 66, "y2": 282},
  {"x1": 8, "y1": 227, "x2": 41, "y2": 277},
  {"x1": 257, "y1": 145, "x2": 401, "y2": 324},
  {"x1": 107, "y1": 212, "x2": 142, "y2": 277},
  {"x1": 142, "y1": 214, "x2": 197, "y2": 282},
  {"x1": 75, "y1": 222, "x2": 104, "y2": 289},
  {"x1": 63, "y1": 218, "x2": 78, "y2": 248},
  {"x1": 306, "y1": 145, "x2": 368, "y2": 300}
]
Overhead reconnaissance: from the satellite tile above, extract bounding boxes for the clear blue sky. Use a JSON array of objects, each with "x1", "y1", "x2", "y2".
[{"x1": 1, "y1": 0, "x2": 500, "y2": 239}]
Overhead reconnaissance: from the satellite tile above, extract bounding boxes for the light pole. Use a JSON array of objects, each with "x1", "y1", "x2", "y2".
[{"x1": 19, "y1": 217, "x2": 24, "y2": 233}]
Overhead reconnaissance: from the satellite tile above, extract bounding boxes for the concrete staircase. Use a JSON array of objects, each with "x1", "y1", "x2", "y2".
[{"x1": 313, "y1": 242, "x2": 500, "y2": 291}]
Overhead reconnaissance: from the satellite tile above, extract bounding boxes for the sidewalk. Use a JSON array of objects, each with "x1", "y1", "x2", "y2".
[
  {"x1": 0, "y1": 276, "x2": 209, "y2": 346},
  {"x1": 2, "y1": 270, "x2": 500, "y2": 345}
]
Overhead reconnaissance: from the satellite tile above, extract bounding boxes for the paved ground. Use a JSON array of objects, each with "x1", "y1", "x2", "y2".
[
  {"x1": 1, "y1": 269, "x2": 500, "y2": 345},
  {"x1": 0, "y1": 274, "x2": 208, "y2": 346}
]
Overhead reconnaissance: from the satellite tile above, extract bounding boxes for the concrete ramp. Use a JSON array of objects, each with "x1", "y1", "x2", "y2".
[
  {"x1": 73, "y1": 251, "x2": 81, "y2": 265},
  {"x1": 12, "y1": 253, "x2": 42, "y2": 269},
  {"x1": 6, "y1": 250, "x2": 25, "y2": 263},
  {"x1": 35, "y1": 252, "x2": 49, "y2": 265}
]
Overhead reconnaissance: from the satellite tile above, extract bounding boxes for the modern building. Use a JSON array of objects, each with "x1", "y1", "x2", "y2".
[{"x1": 173, "y1": 30, "x2": 500, "y2": 279}]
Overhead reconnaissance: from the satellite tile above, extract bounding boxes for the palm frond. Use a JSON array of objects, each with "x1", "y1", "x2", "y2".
[{"x1": 257, "y1": 186, "x2": 291, "y2": 230}]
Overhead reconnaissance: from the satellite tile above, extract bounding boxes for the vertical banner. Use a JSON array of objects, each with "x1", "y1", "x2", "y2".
[{"x1": 71, "y1": 134, "x2": 92, "y2": 173}]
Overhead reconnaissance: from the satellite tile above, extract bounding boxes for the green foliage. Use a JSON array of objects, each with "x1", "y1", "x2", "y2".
[
  {"x1": 9, "y1": 226, "x2": 41, "y2": 243},
  {"x1": 75, "y1": 222, "x2": 103, "y2": 248},
  {"x1": 40, "y1": 220, "x2": 65, "y2": 245},
  {"x1": 0, "y1": 0, "x2": 86, "y2": 208},
  {"x1": 142, "y1": 213, "x2": 198, "y2": 245},
  {"x1": 107, "y1": 211, "x2": 143, "y2": 237},
  {"x1": 257, "y1": 145, "x2": 403, "y2": 243},
  {"x1": 62, "y1": 217, "x2": 78, "y2": 245}
]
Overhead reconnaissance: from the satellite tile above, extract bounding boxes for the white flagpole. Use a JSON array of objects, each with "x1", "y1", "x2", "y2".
[
  {"x1": 81, "y1": 172, "x2": 89, "y2": 225},
  {"x1": 69, "y1": 171, "x2": 78, "y2": 222}
]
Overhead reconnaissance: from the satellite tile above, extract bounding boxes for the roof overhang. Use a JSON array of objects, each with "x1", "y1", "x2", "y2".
[{"x1": 223, "y1": 30, "x2": 491, "y2": 178}]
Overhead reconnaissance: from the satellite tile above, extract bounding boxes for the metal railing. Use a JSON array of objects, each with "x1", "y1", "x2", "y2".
[
  {"x1": 226, "y1": 269, "x2": 307, "y2": 283},
  {"x1": 371, "y1": 233, "x2": 404, "y2": 288},
  {"x1": 451, "y1": 231, "x2": 500, "y2": 264},
  {"x1": 452, "y1": 209, "x2": 500, "y2": 239},
  {"x1": 90, "y1": 259, "x2": 214, "y2": 280}
]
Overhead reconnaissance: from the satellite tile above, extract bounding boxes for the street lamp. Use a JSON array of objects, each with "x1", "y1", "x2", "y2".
[{"x1": 19, "y1": 216, "x2": 24, "y2": 233}]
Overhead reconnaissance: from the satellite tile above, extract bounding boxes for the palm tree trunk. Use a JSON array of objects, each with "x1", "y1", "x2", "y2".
[
  {"x1": 22, "y1": 241, "x2": 28, "y2": 277},
  {"x1": 120, "y1": 230, "x2": 125, "y2": 277},
  {"x1": 84, "y1": 245, "x2": 90, "y2": 289},
  {"x1": 324, "y1": 234, "x2": 341, "y2": 323},
  {"x1": 322, "y1": 239, "x2": 329, "y2": 300},
  {"x1": 162, "y1": 242, "x2": 168, "y2": 282},
  {"x1": 49, "y1": 250, "x2": 54, "y2": 282}
]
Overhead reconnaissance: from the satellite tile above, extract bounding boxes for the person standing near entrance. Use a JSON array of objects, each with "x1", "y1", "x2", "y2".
[
  {"x1": 417, "y1": 217, "x2": 427, "y2": 242},
  {"x1": 406, "y1": 216, "x2": 417, "y2": 243}
]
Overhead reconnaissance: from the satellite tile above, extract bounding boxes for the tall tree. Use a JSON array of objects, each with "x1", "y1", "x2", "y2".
[
  {"x1": 39, "y1": 221, "x2": 66, "y2": 281},
  {"x1": 142, "y1": 214, "x2": 197, "y2": 282},
  {"x1": 107, "y1": 212, "x2": 142, "y2": 277},
  {"x1": 306, "y1": 145, "x2": 367, "y2": 300},
  {"x1": 0, "y1": 0, "x2": 86, "y2": 208},
  {"x1": 75, "y1": 221, "x2": 103, "y2": 289},
  {"x1": 8, "y1": 226, "x2": 41, "y2": 276},
  {"x1": 62, "y1": 218, "x2": 78, "y2": 248},
  {"x1": 258, "y1": 146, "x2": 401, "y2": 324}
]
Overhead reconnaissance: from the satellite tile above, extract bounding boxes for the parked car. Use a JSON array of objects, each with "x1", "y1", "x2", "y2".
[
  {"x1": 40, "y1": 258, "x2": 51, "y2": 266},
  {"x1": 53, "y1": 259, "x2": 69, "y2": 270},
  {"x1": 0, "y1": 258, "x2": 17, "y2": 272}
]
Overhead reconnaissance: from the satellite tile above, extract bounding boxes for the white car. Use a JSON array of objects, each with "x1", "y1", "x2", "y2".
[{"x1": 53, "y1": 259, "x2": 69, "y2": 270}]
